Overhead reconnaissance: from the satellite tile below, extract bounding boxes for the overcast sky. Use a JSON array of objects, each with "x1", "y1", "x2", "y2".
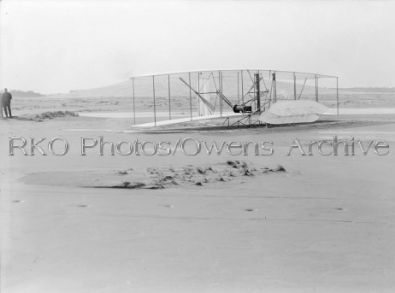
[{"x1": 1, "y1": 0, "x2": 395, "y2": 93}]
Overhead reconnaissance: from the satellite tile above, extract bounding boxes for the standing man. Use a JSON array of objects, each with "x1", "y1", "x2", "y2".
[
  {"x1": 0, "y1": 93, "x2": 3, "y2": 118},
  {"x1": 1, "y1": 88, "x2": 13, "y2": 118}
]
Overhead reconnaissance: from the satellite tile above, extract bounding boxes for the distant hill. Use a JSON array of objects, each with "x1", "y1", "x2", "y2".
[
  {"x1": 58, "y1": 78, "x2": 320, "y2": 99},
  {"x1": 56, "y1": 78, "x2": 395, "y2": 100},
  {"x1": 65, "y1": 80, "x2": 133, "y2": 98},
  {"x1": 9, "y1": 90, "x2": 44, "y2": 98}
]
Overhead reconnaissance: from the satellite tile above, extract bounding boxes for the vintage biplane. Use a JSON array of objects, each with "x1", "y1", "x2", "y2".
[{"x1": 129, "y1": 69, "x2": 339, "y2": 128}]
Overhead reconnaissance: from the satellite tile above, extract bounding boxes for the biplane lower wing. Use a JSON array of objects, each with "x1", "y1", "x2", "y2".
[
  {"x1": 259, "y1": 112, "x2": 320, "y2": 124},
  {"x1": 132, "y1": 113, "x2": 243, "y2": 128}
]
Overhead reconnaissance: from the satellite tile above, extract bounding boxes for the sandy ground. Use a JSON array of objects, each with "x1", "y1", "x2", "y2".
[{"x1": 1, "y1": 104, "x2": 395, "y2": 292}]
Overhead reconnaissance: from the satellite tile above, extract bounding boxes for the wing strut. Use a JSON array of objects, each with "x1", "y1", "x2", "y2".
[{"x1": 216, "y1": 91, "x2": 233, "y2": 109}]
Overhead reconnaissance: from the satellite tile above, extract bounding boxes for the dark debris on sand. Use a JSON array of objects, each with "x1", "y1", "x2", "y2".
[
  {"x1": 20, "y1": 111, "x2": 79, "y2": 122},
  {"x1": 103, "y1": 161, "x2": 286, "y2": 190}
]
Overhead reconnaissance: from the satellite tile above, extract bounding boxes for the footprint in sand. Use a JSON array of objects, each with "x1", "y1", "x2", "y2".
[
  {"x1": 75, "y1": 204, "x2": 88, "y2": 208},
  {"x1": 160, "y1": 204, "x2": 174, "y2": 208},
  {"x1": 245, "y1": 208, "x2": 255, "y2": 212}
]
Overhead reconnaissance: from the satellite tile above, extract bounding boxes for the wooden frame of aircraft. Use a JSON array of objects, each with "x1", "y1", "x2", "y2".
[{"x1": 129, "y1": 69, "x2": 339, "y2": 128}]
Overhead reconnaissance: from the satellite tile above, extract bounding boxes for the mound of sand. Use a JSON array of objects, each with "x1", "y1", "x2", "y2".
[
  {"x1": 110, "y1": 160, "x2": 285, "y2": 189},
  {"x1": 19, "y1": 111, "x2": 79, "y2": 122},
  {"x1": 108, "y1": 160, "x2": 286, "y2": 189},
  {"x1": 21, "y1": 160, "x2": 286, "y2": 190}
]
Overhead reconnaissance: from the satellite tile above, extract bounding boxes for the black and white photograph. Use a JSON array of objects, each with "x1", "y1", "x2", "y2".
[{"x1": 1, "y1": 0, "x2": 395, "y2": 292}]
